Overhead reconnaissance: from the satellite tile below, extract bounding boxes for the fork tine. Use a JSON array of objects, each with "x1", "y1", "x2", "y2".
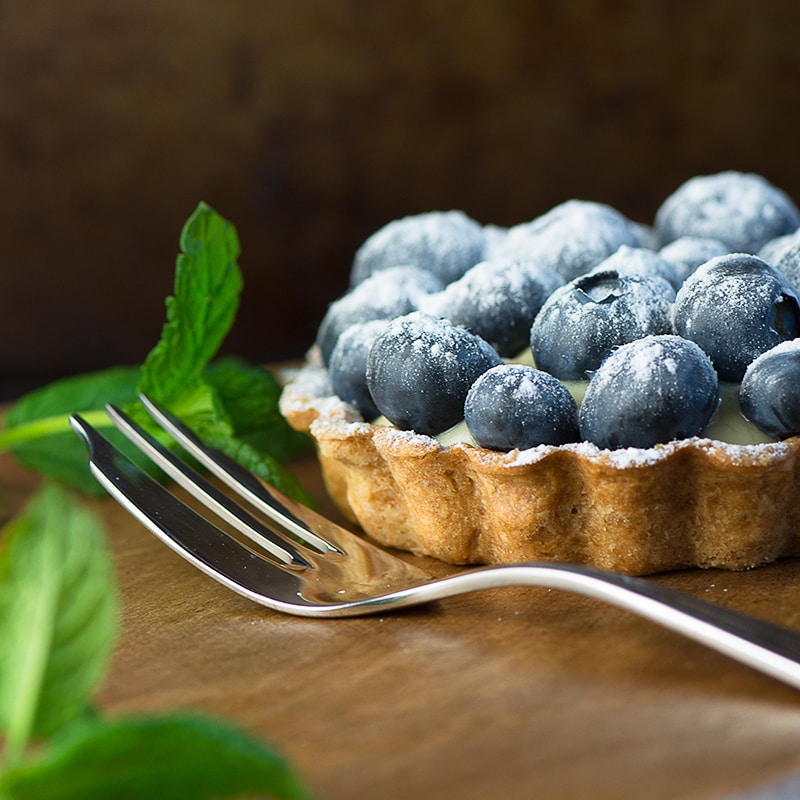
[
  {"x1": 104, "y1": 403, "x2": 308, "y2": 567},
  {"x1": 137, "y1": 393, "x2": 340, "y2": 555},
  {"x1": 68, "y1": 414, "x2": 309, "y2": 611}
]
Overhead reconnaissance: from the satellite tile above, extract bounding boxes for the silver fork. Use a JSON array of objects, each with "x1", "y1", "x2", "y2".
[{"x1": 70, "y1": 395, "x2": 800, "y2": 691}]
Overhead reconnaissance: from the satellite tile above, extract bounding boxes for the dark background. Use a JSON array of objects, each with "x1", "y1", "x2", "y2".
[{"x1": 2, "y1": 0, "x2": 800, "y2": 399}]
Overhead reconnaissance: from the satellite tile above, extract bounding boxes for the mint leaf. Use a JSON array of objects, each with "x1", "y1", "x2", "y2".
[
  {"x1": 3, "y1": 367, "x2": 140, "y2": 429},
  {"x1": 137, "y1": 202, "x2": 242, "y2": 402},
  {"x1": 0, "y1": 714, "x2": 314, "y2": 800},
  {"x1": 204, "y1": 358, "x2": 311, "y2": 463},
  {"x1": 0, "y1": 485, "x2": 118, "y2": 764},
  {"x1": 0, "y1": 367, "x2": 141, "y2": 495}
]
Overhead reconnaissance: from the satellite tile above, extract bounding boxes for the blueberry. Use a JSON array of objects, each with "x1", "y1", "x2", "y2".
[
  {"x1": 465, "y1": 364, "x2": 579, "y2": 450},
  {"x1": 530, "y1": 269, "x2": 675, "y2": 380},
  {"x1": 655, "y1": 171, "x2": 800, "y2": 254},
  {"x1": 420, "y1": 258, "x2": 563, "y2": 357},
  {"x1": 350, "y1": 210, "x2": 486, "y2": 287},
  {"x1": 578, "y1": 335, "x2": 719, "y2": 450},
  {"x1": 482, "y1": 224, "x2": 510, "y2": 257},
  {"x1": 757, "y1": 229, "x2": 800, "y2": 266},
  {"x1": 658, "y1": 236, "x2": 730, "y2": 285},
  {"x1": 771, "y1": 242, "x2": 800, "y2": 294},
  {"x1": 739, "y1": 339, "x2": 800, "y2": 439},
  {"x1": 366, "y1": 312, "x2": 502, "y2": 436},
  {"x1": 629, "y1": 221, "x2": 660, "y2": 250},
  {"x1": 673, "y1": 254, "x2": 800, "y2": 381},
  {"x1": 492, "y1": 200, "x2": 642, "y2": 282},
  {"x1": 316, "y1": 266, "x2": 443, "y2": 364},
  {"x1": 328, "y1": 319, "x2": 391, "y2": 421},
  {"x1": 594, "y1": 245, "x2": 682, "y2": 291}
]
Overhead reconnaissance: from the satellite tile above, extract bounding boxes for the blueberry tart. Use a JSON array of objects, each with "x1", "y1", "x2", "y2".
[{"x1": 281, "y1": 177, "x2": 800, "y2": 575}]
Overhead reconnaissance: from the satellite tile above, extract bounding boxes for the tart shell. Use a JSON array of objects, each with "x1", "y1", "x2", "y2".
[{"x1": 280, "y1": 358, "x2": 800, "y2": 575}]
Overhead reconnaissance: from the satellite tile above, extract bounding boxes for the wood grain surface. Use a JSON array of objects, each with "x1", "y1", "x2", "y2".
[{"x1": 4, "y1": 448, "x2": 800, "y2": 799}]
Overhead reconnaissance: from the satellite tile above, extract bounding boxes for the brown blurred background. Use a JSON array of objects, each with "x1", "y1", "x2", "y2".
[{"x1": 2, "y1": 0, "x2": 800, "y2": 399}]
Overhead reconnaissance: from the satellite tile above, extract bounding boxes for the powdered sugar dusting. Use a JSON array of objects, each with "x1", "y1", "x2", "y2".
[
  {"x1": 531, "y1": 269, "x2": 675, "y2": 379},
  {"x1": 595, "y1": 245, "x2": 682, "y2": 289},
  {"x1": 351, "y1": 210, "x2": 486, "y2": 286},
  {"x1": 316, "y1": 265, "x2": 444, "y2": 363},
  {"x1": 659, "y1": 236, "x2": 730, "y2": 284},
  {"x1": 493, "y1": 199, "x2": 641, "y2": 281},
  {"x1": 504, "y1": 434, "x2": 792, "y2": 469},
  {"x1": 420, "y1": 258, "x2": 563, "y2": 356},
  {"x1": 656, "y1": 172, "x2": 800, "y2": 253}
]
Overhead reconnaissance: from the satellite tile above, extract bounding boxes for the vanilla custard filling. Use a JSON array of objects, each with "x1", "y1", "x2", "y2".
[{"x1": 372, "y1": 348, "x2": 775, "y2": 448}]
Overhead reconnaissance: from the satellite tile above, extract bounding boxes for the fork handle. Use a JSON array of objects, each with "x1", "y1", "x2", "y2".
[{"x1": 384, "y1": 564, "x2": 800, "y2": 691}]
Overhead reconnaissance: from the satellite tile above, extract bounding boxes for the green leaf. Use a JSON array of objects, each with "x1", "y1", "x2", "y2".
[
  {"x1": 2, "y1": 366, "x2": 140, "y2": 431},
  {"x1": 204, "y1": 358, "x2": 311, "y2": 463},
  {"x1": 138, "y1": 202, "x2": 242, "y2": 402},
  {"x1": 0, "y1": 485, "x2": 118, "y2": 764},
  {"x1": 0, "y1": 714, "x2": 314, "y2": 800},
  {"x1": 0, "y1": 368, "x2": 141, "y2": 495}
]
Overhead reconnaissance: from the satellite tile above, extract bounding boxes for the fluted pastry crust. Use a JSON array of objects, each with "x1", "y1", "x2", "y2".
[{"x1": 280, "y1": 359, "x2": 800, "y2": 575}]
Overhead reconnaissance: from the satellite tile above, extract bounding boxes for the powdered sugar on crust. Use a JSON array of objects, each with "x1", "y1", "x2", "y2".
[
  {"x1": 373, "y1": 425, "x2": 443, "y2": 454},
  {"x1": 279, "y1": 354, "x2": 363, "y2": 431},
  {"x1": 449, "y1": 431, "x2": 792, "y2": 470}
]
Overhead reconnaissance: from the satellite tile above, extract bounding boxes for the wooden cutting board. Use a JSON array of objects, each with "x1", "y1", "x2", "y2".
[{"x1": 3, "y1": 447, "x2": 800, "y2": 799}]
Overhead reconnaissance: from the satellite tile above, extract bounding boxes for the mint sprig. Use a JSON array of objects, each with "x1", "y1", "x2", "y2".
[
  {"x1": 0, "y1": 485, "x2": 313, "y2": 800},
  {"x1": 0, "y1": 202, "x2": 311, "y2": 504},
  {"x1": 0, "y1": 204, "x2": 317, "y2": 798}
]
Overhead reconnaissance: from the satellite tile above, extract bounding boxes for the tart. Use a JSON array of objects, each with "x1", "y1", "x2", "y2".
[{"x1": 280, "y1": 173, "x2": 800, "y2": 575}]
